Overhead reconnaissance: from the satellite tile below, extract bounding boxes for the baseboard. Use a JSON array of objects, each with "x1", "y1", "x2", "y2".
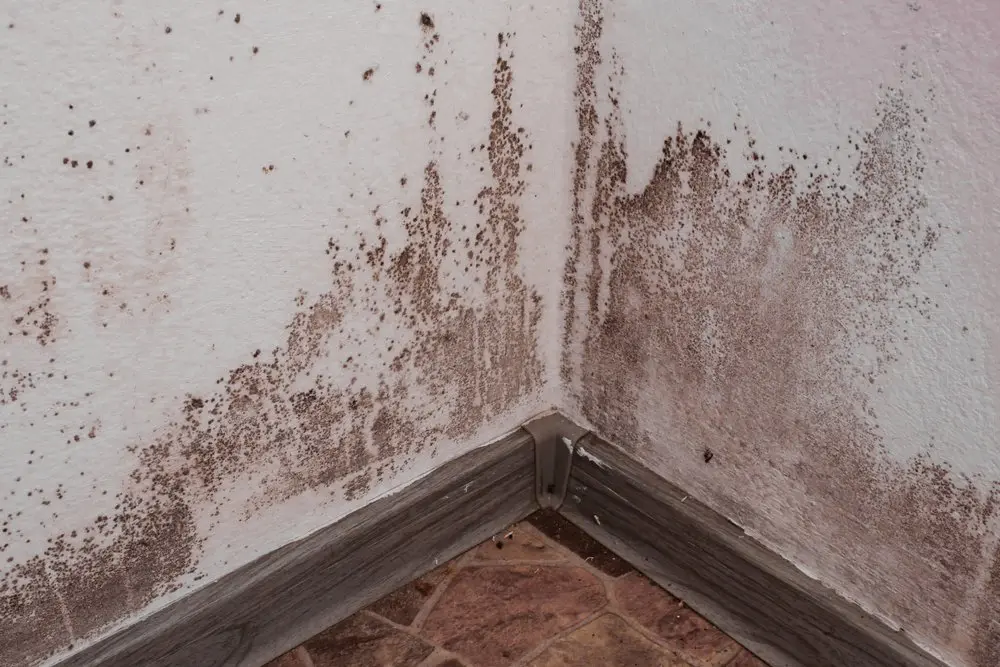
[
  {"x1": 56, "y1": 427, "x2": 537, "y2": 667},
  {"x1": 51, "y1": 413, "x2": 951, "y2": 667},
  {"x1": 560, "y1": 431, "x2": 949, "y2": 667}
]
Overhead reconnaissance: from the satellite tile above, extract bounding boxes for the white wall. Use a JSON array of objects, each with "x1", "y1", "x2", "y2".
[
  {"x1": 5, "y1": 1, "x2": 1000, "y2": 666},
  {"x1": 562, "y1": 1, "x2": 1000, "y2": 666},
  {"x1": 0, "y1": 2, "x2": 574, "y2": 664}
]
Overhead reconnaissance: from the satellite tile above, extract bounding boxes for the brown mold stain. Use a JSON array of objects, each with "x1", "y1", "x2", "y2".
[
  {"x1": 0, "y1": 37, "x2": 542, "y2": 667},
  {"x1": 1, "y1": 244, "x2": 60, "y2": 407},
  {"x1": 972, "y1": 546, "x2": 1000, "y2": 666},
  {"x1": 3, "y1": 251, "x2": 59, "y2": 348},
  {"x1": 564, "y1": 1, "x2": 998, "y2": 664}
]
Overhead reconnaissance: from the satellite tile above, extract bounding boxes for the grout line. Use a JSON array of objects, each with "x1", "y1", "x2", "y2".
[
  {"x1": 362, "y1": 609, "x2": 457, "y2": 662},
  {"x1": 331, "y1": 518, "x2": 734, "y2": 667},
  {"x1": 536, "y1": 527, "x2": 705, "y2": 665},
  {"x1": 293, "y1": 645, "x2": 315, "y2": 667},
  {"x1": 415, "y1": 647, "x2": 471, "y2": 667},
  {"x1": 721, "y1": 648, "x2": 759, "y2": 667},
  {"x1": 509, "y1": 604, "x2": 611, "y2": 666},
  {"x1": 536, "y1": 515, "x2": 756, "y2": 665},
  {"x1": 464, "y1": 557, "x2": 567, "y2": 567},
  {"x1": 362, "y1": 608, "x2": 426, "y2": 636},
  {"x1": 610, "y1": 601, "x2": 695, "y2": 664},
  {"x1": 410, "y1": 558, "x2": 466, "y2": 632},
  {"x1": 605, "y1": 573, "x2": 726, "y2": 667},
  {"x1": 720, "y1": 650, "x2": 743, "y2": 667},
  {"x1": 527, "y1": 514, "x2": 634, "y2": 584}
]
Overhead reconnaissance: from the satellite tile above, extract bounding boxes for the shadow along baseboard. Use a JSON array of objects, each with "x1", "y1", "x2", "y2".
[
  {"x1": 561, "y1": 432, "x2": 948, "y2": 667},
  {"x1": 53, "y1": 413, "x2": 948, "y2": 667},
  {"x1": 56, "y1": 429, "x2": 537, "y2": 667}
]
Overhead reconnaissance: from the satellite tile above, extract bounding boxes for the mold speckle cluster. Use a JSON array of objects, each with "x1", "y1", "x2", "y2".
[
  {"x1": 0, "y1": 21, "x2": 542, "y2": 666},
  {"x1": 563, "y1": 1, "x2": 998, "y2": 664}
]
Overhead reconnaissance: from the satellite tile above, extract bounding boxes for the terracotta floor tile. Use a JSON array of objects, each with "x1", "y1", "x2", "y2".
[
  {"x1": 421, "y1": 565, "x2": 607, "y2": 667},
  {"x1": 367, "y1": 563, "x2": 456, "y2": 626},
  {"x1": 474, "y1": 522, "x2": 564, "y2": 562},
  {"x1": 304, "y1": 612, "x2": 434, "y2": 667},
  {"x1": 418, "y1": 649, "x2": 469, "y2": 666},
  {"x1": 527, "y1": 613, "x2": 690, "y2": 667},
  {"x1": 261, "y1": 650, "x2": 303, "y2": 667},
  {"x1": 727, "y1": 649, "x2": 771, "y2": 666},
  {"x1": 526, "y1": 509, "x2": 634, "y2": 576},
  {"x1": 262, "y1": 519, "x2": 769, "y2": 667},
  {"x1": 614, "y1": 573, "x2": 742, "y2": 667}
]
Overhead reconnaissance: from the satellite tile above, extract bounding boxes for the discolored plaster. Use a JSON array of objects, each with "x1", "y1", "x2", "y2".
[
  {"x1": 0, "y1": 23, "x2": 545, "y2": 667},
  {"x1": 562, "y1": 2, "x2": 1000, "y2": 665},
  {"x1": 4, "y1": 2, "x2": 997, "y2": 666},
  {"x1": 972, "y1": 545, "x2": 1000, "y2": 666}
]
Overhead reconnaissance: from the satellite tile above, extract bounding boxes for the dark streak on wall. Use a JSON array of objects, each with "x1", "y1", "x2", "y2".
[
  {"x1": 564, "y1": 1, "x2": 998, "y2": 665},
  {"x1": 0, "y1": 37, "x2": 541, "y2": 667}
]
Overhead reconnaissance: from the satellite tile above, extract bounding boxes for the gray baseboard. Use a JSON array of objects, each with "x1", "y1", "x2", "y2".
[
  {"x1": 53, "y1": 413, "x2": 949, "y2": 667},
  {"x1": 560, "y1": 431, "x2": 949, "y2": 667},
  {"x1": 56, "y1": 428, "x2": 537, "y2": 667}
]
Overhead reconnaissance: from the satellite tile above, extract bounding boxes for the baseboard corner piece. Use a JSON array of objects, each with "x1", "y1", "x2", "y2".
[{"x1": 522, "y1": 412, "x2": 588, "y2": 509}]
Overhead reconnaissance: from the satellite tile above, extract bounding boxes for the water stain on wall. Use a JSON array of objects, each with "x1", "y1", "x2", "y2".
[
  {"x1": 0, "y1": 32, "x2": 542, "y2": 667},
  {"x1": 563, "y1": 1, "x2": 998, "y2": 664}
]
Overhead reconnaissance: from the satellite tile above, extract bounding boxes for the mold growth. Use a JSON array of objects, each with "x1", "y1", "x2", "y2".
[
  {"x1": 3, "y1": 255, "x2": 58, "y2": 348},
  {"x1": 973, "y1": 546, "x2": 1000, "y2": 666},
  {"x1": 564, "y1": 1, "x2": 998, "y2": 663},
  {"x1": 0, "y1": 36, "x2": 542, "y2": 666}
]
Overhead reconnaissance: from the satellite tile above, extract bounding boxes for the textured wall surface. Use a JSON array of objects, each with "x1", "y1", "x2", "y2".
[
  {"x1": 0, "y1": 2, "x2": 574, "y2": 664},
  {"x1": 4, "y1": 1, "x2": 1000, "y2": 666},
  {"x1": 561, "y1": 1, "x2": 1000, "y2": 666}
]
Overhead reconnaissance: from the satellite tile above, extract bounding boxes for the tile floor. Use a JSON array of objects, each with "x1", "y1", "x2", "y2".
[{"x1": 264, "y1": 510, "x2": 770, "y2": 667}]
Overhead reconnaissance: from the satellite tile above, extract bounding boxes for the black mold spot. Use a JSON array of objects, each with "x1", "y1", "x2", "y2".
[
  {"x1": 1, "y1": 37, "x2": 542, "y2": 666},
  {"x1": 564, "y1": 3, "x2": 996, "y2": 665}
]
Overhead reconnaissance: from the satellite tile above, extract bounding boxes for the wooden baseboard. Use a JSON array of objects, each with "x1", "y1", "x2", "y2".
[
  {"x1": 53, "y1": 413, "x2": 951, "y2": 667},
  {"x1": 57, "y1": 428, "x2": 537, "y2": 667},
  {"x1": 560, "y1": 431, "x2": 948, "y2": 667}
]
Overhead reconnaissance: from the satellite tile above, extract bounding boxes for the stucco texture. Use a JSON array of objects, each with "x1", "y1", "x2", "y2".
[
  {"x1": 2, "y1": 1, "x2": 1000, "y2": 666},
  {"x1": 1, "y1": 1, "x2": 573, "y2": 665},
  {"x1": 560, "y1": 2, "x2": 1000, "y2": 666}
]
